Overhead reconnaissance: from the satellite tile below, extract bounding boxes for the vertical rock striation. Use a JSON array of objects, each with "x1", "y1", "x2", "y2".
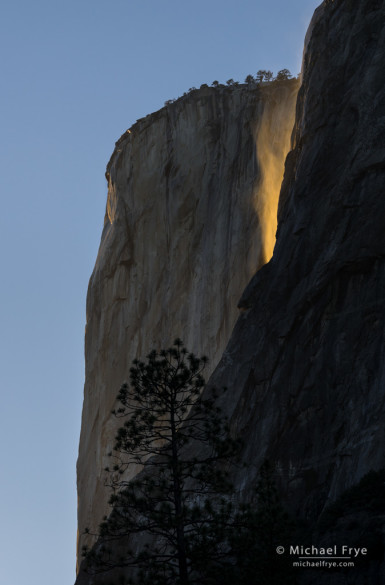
[{"x1": 76, "y1": 81, "x2": 299, "y2": 565}]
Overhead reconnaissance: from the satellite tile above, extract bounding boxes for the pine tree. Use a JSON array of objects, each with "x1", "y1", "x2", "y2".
[
  {"x1": 275, "y1": 69, "x2": 292, "y2": 81},
  {"x1": 83, "y1": 340, "x2": 241, "y2": 585},
  {"x1": 227, "y1": 460, "x2": 297, "y2": 585}
]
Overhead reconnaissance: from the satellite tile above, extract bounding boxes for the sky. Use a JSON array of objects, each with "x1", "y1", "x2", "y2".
[{"x1": 0, "y1": 1, "x2": 320, "y2": 583}]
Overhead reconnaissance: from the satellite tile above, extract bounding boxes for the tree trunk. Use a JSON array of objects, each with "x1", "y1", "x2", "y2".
[{"x1": 170, "y1": 400, "x2": 189, "y2": 585}]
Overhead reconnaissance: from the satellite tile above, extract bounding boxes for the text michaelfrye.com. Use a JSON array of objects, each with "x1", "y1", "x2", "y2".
[{"x1": 276, "y1": 544, "x2": 368, "y2": 570}]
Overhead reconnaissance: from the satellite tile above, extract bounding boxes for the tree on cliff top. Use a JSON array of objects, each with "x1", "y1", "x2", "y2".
[
  {"x1": 244, "y1": 74, "x2": 255, "y2": 84},
  {"x1": 275, "y1": 69, "x2": 292, "y2": 81},
  {"x1": 256, "y1": 69, "x2": 274, "y2": 83},
  {"x1": 82, "y1": 340, "x2": 243, "y2": 585}
]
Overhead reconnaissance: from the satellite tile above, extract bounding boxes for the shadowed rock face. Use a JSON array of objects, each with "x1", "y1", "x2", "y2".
[
  {"x1": 208, "y1": 0, "x2": 385, "y2": 519},
  {"x1": 76, "y1": 81, "x2": 298, "y2": 565}
]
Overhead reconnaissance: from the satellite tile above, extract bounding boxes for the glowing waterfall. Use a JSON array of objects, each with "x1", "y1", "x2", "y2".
[{"x1": 254, "y1": 88, "x2": 298, "y2": 264}]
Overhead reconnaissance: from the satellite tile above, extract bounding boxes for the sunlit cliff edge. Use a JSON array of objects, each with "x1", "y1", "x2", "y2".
[{"x1": 76, "y1": 79, "x2": 299, "y2": 566}]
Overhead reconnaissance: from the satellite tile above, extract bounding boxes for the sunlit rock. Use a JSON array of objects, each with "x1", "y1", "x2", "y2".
[{"x1": 76, "y1": 80, "x2": 298, "y2": 566}]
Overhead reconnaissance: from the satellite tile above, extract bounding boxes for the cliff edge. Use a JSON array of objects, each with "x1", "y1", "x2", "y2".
[{"x1": 77, "y1": 80, "x2": 299, "y2": 565}]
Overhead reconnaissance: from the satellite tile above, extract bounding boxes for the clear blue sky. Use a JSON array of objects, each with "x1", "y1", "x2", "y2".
[{"x1": 0, "y1": 1, "x2": 320, "y2": 583}]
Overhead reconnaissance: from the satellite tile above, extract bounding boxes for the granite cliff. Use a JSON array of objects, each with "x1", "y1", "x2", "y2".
[
  {"x1": 76, "y1": 0, "x2": 385, "y2": 582},
  {"x1": 215, "y1": 0, "x2": 385, "y2": 512},
  {"x1": 203, "y1": 0, "x2": 385, "y2": 580},
  {"x1": 77, "y1": 80, "x2": 299, "y2": 565}
]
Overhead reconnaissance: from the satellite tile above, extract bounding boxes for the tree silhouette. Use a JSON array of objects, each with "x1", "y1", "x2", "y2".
[
  {"x1": 82, "y1": 340, "x2": 242, "y2": 585},
  {"x1": 225, "y1": 461, "x2": 297, "y2": 585},
  {"x1": 275, "y1": 69, "x2": 292, "y2": 81},
  {"x1": 256, "y1": 70, "x2": 274, "y2": 83}
]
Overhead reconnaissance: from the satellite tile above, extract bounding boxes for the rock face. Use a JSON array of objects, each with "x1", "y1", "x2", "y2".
[
  {"x1": 76, "y1": 80, "x2": 298, "y2": 565},
  {"x1": 207, "y1": 0, "x2": 385, "y2": 525}
]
